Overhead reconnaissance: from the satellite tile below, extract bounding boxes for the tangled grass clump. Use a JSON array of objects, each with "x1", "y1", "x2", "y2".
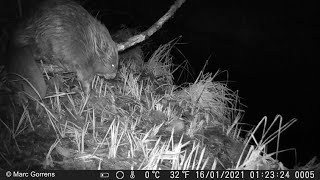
[{"x1": 0, "y1": 31, "x2": 318, "y2": 170}]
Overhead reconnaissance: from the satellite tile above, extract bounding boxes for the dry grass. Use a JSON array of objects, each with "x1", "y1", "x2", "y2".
[{"x1": 0, "y1": 30, "x2": 318, "y2": 170}]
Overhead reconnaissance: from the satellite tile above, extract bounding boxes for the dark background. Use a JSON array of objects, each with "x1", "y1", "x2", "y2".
[{"x1": 1, "y1": 0, "x2": 318, "y2": 168}]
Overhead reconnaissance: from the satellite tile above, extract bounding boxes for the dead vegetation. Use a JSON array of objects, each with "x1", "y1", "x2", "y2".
[{"x1": 0, "y1": 29, "x2": 319, "y2": 170}]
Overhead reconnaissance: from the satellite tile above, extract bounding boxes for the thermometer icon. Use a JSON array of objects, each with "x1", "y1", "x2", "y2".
[{"x1": 130, "y1": 171, "x2": 135, "y2": 179}]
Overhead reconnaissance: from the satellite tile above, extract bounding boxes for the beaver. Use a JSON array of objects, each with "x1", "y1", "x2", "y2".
[
  {"x1": 9, "y1": 0, "x2": 118, "y2": 97},
  {"x1": 7, "y1": 0, "x2": 186, "y2": 99}
]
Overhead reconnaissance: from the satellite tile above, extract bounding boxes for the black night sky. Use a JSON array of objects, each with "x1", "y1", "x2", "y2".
[{"x1": 1, "y1": 0, "x2": 319, "y2": 168}]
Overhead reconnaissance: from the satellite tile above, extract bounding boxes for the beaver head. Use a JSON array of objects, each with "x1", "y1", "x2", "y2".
[{"x1": 86, "y1": 20, "x2": 119, "y2": 80}]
